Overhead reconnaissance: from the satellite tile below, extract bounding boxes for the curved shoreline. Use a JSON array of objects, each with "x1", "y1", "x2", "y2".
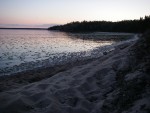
[
  {"x1": 0, "y1": 33, "x2": 149, "y2": 113},
  {"x1": 0, "y1": 36, "x2": 138, "y2": 92},
  {"x1": 0, "y1": 34, "x2": 136, "y2": 76}
]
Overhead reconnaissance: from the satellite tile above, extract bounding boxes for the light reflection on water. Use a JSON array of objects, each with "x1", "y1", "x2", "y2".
[{"x1": 0, "y1": 30, "x2": 132, "y2": 75}]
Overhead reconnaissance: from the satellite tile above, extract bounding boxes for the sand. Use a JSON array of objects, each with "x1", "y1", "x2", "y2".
[
  {"x1": 0, "y1": 58, "x2": 97, "y2": 92},
  {"x1": 0, "y1": 37, "x2": 149, "y2": 113}
]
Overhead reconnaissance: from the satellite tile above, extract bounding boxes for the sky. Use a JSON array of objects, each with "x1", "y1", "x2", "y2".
[{"x1": 0, "y1": 0, "x2": 150, "y2": 27}]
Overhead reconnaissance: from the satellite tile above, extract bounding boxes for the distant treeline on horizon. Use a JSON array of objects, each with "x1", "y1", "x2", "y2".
[{"x1": 48, "y1": 16, "x2": 150, "y2": 33}]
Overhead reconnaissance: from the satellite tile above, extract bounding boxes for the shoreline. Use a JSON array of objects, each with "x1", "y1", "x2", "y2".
[
  {"x1": 0, "y1": 33, "x2": 136, "y2": 76},
  {"x1": 0, "y1": 33, "x2": 149, "y2": 113},
  {"x1": 0, "y1": 36, "x2": 138, "y2": 92},
  {"x1": 0, "y1": 57, "x2": 97, "y2": 92}
]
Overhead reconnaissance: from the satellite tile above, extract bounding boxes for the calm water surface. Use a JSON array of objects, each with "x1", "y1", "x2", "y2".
[{"x1": 0, "y1": 30, "x2": 133, "y2": 75}]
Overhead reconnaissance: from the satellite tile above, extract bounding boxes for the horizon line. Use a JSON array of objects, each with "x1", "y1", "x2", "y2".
[{"x1": 0, "y1": 28, "x2": 48, "y2": 30}]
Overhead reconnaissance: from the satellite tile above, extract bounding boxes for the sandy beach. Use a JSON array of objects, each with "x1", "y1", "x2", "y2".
[
  {"x1": 0, "y1": 36, "x2": 149, "y2": 113},
  {"x1": 0, "y1": 0, "x2": 150, "y2": 112}
]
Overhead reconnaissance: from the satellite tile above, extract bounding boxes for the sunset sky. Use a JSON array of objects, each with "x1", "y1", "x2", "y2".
[{"x1": 0, "y1": 0, "x2": 150, "y2": 27}]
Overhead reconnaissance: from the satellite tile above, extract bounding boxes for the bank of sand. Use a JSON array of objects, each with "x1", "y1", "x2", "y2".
[{"x1": 0, "y1": 36, "x2": 149, "y2": 113}]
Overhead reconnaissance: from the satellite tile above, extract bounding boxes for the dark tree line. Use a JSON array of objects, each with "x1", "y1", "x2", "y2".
[{"x1": 48, "y1": 16, "x2": 150, "y2": 33}]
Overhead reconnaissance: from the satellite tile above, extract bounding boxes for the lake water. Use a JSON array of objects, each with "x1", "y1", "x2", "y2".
[{"x1": 0, "y1": 29, "x2": 134, "y2": 76}]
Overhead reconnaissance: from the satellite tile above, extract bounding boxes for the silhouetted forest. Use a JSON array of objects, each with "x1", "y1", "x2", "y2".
[{"x1": 48, "y1": 16, "x2": 150, "y2": 33}]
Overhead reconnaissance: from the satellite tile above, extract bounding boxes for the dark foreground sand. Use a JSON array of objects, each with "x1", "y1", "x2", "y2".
[
  {"x1": 0, "y1": 58, "x2": 97, "y2": 92},
  {"x1": 0, "y1": 36, "x2": 149, "y2": 113}
]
